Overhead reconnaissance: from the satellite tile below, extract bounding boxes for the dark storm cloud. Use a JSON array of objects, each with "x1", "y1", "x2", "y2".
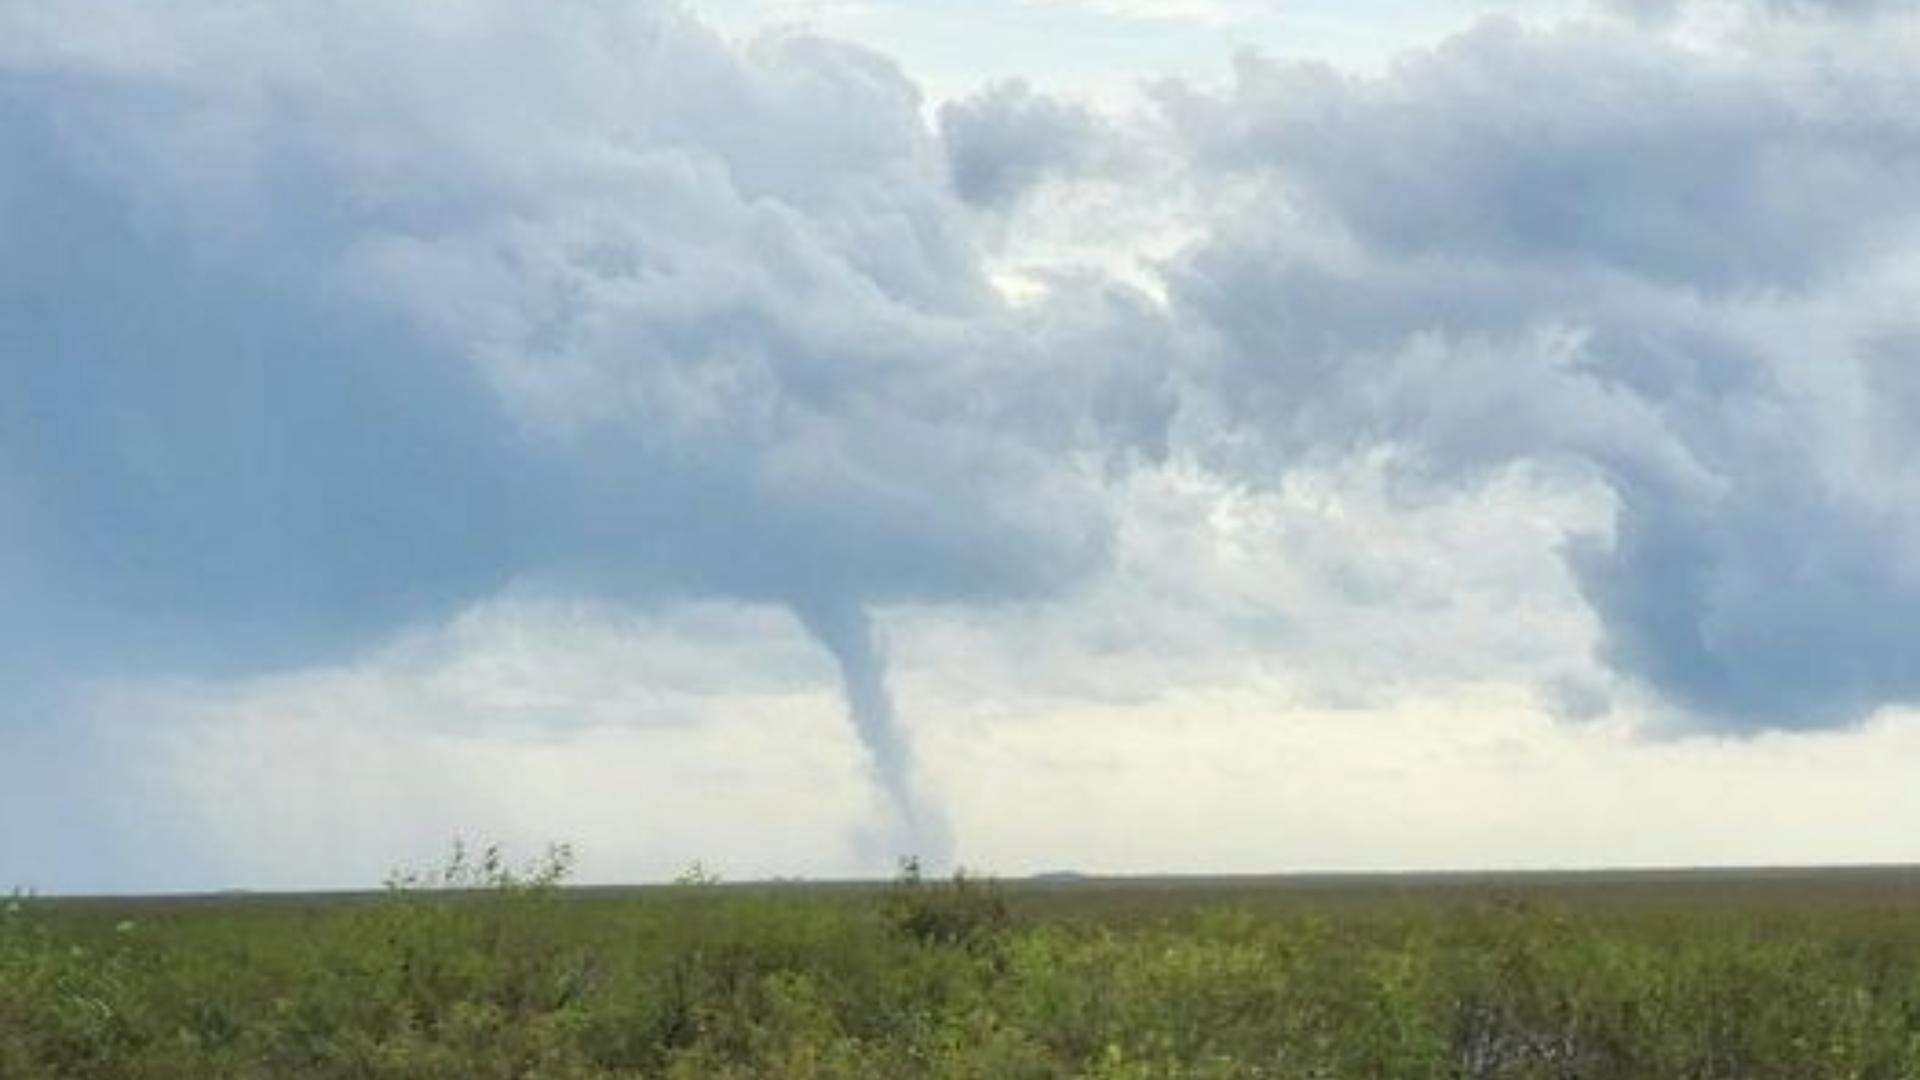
[
  {"x1": 9, "y1": 0, "x2": 1918, "y2": 766},
  {"x1": 0, "y1": 0, "x2": 1176, "y2": 862},
  {"x1": 1570, "y1": 459, "x2": 1920, "y2": 730},
  {"x1": 1161, "y1": 10, "x2": 1920, "y2": 729},
  {"x1": 0, "y1": 1, "x2": 1170, "y2": 651}
]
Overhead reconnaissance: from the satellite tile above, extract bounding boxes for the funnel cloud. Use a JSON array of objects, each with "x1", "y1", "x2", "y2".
[{"x1": 794, "y1": 600, "x2": 952, "y2": 866}]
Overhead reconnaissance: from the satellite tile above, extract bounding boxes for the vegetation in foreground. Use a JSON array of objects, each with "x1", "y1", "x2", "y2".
[{"x1": 8, "y1": 848, "x2": 1920, "y2": 1079}]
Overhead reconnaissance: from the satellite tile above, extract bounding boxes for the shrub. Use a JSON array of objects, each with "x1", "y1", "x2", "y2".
[{"x1": 881, "y1": 858, "x2": 1013, "y2": 954}]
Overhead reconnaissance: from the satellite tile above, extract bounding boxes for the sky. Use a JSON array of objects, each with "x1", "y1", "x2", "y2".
[{"x1": 4, "y1": 0, "x2": 1920, "y2": 894}]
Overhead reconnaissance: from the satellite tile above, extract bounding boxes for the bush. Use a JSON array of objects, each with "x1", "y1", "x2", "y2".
[{"x1": 881, "y1": 858, "x2": 1013, "y2": 953}]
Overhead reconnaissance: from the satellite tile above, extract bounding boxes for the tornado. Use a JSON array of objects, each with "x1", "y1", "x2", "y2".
[{"x1": 792, "y1": 599, "x2": 953, "y2": 871}]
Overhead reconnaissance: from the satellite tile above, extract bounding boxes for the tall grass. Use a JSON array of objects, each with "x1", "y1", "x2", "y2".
[{"x1": 6, "y1": 852, "x2": 1920, "y2": 1078}]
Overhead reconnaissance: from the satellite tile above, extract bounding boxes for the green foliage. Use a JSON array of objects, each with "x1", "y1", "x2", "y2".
[
  {"x1": 881, "y1": 857, "x2": 1013, "y2": 953},
  {"x1": 383, "y1": 840, "x2": 577, "y2": 894},
  {"x1": 11, "y1": 855, "x2": 1920, "y2": 1078},
  {"x1": 1, "y1": 895, "x2": 140, "y2": 1078}
]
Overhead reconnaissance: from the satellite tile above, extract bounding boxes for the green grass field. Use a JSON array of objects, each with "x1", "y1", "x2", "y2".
[{"x1": 9, "y1": 853, "x2": 1920, "y2": 1079}]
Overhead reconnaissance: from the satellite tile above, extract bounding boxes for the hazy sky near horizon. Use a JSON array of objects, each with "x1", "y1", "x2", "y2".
[{"x1": 6, "y1": 0, "x2": 1920, "y2": 893}]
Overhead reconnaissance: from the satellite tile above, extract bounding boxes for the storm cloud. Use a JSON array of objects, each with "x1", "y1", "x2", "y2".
[
  {"x1": 0, "y1": 0, "x2": 1174, "y2": 861},
  {"x1": 1160, "y1": 9, "x2": 1920, "y2": 728}
]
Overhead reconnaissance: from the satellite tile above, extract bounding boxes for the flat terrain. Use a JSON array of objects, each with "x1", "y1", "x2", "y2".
[
  {"x1": 51, "y1": 862, "x2": 1920, "y2": 915},
  {"x1": 10, "y1": 863, "x2": 1920, "y2": 1078}
]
